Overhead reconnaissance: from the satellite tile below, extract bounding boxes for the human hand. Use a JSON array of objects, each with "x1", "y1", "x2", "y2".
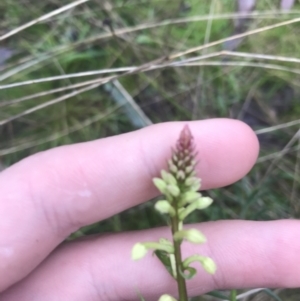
[{"x1": 0, "y1": 119, "x2": 299, "y2": 301}]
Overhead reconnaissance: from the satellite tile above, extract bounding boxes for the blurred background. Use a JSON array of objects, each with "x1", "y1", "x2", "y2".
[{"x1": 1, "y1": 0, "x2": 300, "y2": 300}]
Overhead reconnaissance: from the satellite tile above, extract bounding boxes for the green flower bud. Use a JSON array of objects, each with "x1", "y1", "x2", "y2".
[
  {"x1": 168, "y1": 159, "x2": 178, "y2": 174},
  {"x1": 178, "y1": 160, "x2": 184, "y2": 167},
  {"x1": 179, "y1": 191, "x2": 202, "y2": 206},
  {"x1": 161, "y1": 170, "x2": 177, "y2": 185},
  {"x1": 183, "y1": 155, "x2": 191, "y2": 163},
  {"x1": 153, "y1": 178, "x2": 167, "y2": 194},
  {"x1": 201, "y1": 256, "x2": 217, "y2": 274},
  {"x1": 183, "y1": 255, "x2": 217, "y2": 275},
  {"x1": 155, "y1": 200, "x2": 175, "y2": 216},
  {"x1": 166, "y1": 184, "x2": 180, "y2": 197},
  {"x1": 131, "y1": 243, "x2": 148, "y2": 260},
  {"x1": 158, "y1": 294, "x2": 177, "y2": 301},
  {"x1": 185, "y1": 165, "x2": 193, "y2": 174},
  {"x1": 185, "y1": 177, "x2": 201, "y2": 191},
  {"x1": 191, "y1": 159, "x2": 197, "y2": 167},
  {"x1": 190, "y1": 170, "x2": 196, "y2": 177},
  {"x1": 196, "y1": 197, "x2": 213, "y2": 209},
  {"x1": 143, "y1": 242, "x2": 174, "y2": 254},
  {"x1": 132, "y1": 240, "x2": 175, "y2": 261},
  {"x1": 184, "y1": 177, "x2": 201, "y2": 191},
  {"x1": 176, "y1": 170, "x2": 185, "y2": 180},
  {"x1": 173, "y1": 229, "x2": 206, "y2": 244},
  {"x1": 179, "y1": 197, "x2": 213, "y2": 220},
  {"x1": 170, "y1": 164, "x2": 178, "y2": 174},
  {"x1": 191, "y1": 182, "x2": 201, "y2": 192}
]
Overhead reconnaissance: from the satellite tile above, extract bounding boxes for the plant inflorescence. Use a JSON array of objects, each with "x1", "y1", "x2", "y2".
[{"x1": 132, "y1": 125, "x2": 216, "y2": 301}]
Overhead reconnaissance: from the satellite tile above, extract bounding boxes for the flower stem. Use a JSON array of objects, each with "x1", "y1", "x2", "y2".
[
  {"x1": 230, "y1": 289, "x2": 237, "y2": 301},
  {"x1": 171, "y1": 209, "x2": 188, "y2": 301}
]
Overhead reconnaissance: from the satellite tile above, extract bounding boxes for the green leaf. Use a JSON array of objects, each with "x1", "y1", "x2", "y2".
[
  {"x1": 263, "y1": 289, "x2": 283, "y2": 301},
  {"x1": 154, "y1": 250, "x2": 174, "y2": 278},
  {"x1": 230, "y1": 290, "x2": 237, "y2": 301},
  {"x1": 131, "y1": 243, "x2": 148, "y2": 260},
  {"x1": 206, "y1": 291, "x2": 228, "y2": 300}
]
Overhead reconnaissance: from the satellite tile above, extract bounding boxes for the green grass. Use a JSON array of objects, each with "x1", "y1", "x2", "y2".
[{"x1": 1, "y1": 0, "x2": 300, "y2": 299}]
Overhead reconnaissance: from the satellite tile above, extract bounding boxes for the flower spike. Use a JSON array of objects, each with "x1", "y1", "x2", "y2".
[{"x1": 132, "y1": 126, "x2": 215, "y2": 301}]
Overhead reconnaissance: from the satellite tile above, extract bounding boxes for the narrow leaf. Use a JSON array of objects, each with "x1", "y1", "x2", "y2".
[
  {"x1": 206, "y1": 291, "x2": 228, "y2": 300},
  {"x1": 263, "y1": 289, "x2": 283, "y2": 301},
  {"x1": 154, "y1": 250, "x2": 174, "y2": 278}
]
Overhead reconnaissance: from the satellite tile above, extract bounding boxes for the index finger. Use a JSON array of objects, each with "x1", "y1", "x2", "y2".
[{"x1": 0, "y1": 119, "x2": 259, "y2": 291}]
